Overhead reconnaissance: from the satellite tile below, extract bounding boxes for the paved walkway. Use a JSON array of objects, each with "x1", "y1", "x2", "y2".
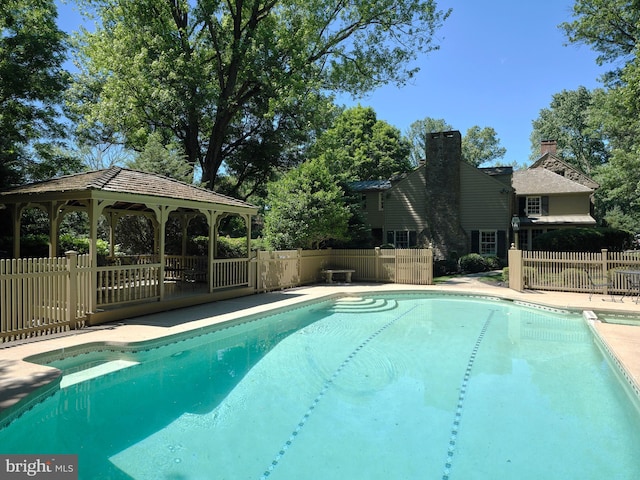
[{"x1": 1, "y1": 277, "x2": 639, "y2": 418}]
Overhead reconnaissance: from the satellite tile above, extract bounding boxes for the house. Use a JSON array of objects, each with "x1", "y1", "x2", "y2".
[
  {"x1": 352, "y1": 133, "x2": 599, "y2": 259},
  {"x1": 512, "y1": 140, "x2": 598, "y2": 250},
  {"x1": 352, "y1": 131, "x2": 512, "y2": 260}
]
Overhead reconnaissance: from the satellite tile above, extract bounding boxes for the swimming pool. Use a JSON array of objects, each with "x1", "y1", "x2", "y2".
[{"x1": 1, "y1": 293, "x2": 639, "y2": 479}]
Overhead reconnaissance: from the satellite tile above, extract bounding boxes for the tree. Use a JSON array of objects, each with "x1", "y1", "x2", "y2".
[
  {"x1": 215, "y1": 91, "x2": 338, "y2": 201},
  {"x1": 405, "y1": 117, "x2": 452, "y2": 165},
  {"x1": 0, "y1": 0, "x2": 76, "y2": 188},
  {"x1": 406, "y1": 117, "x2": 506, "y2": 167},
  {"x1": 311, "y1": 105, "x2": 412, "y2": 181},
  {"x1": 560, "y1": 1, "x2": 640, "y2": 231},
  {"x1": 560, "y1": 0, "x2": 640, "y2": 84},
  {"x1": 263, "y1": 159, "x2": 350, "y2": 249},
  {"x1": 69, "y1": 0, "x2": 450, "y2": 192},
  {"x1": 461, "y1": 126, "x2": 506, "y2": 167},
  {"x1": 529, "y1": 87, "x2": 609, "y2": 174},
  {"x1": 126, "y1": 133, "x2": 193, "y2": 183}
]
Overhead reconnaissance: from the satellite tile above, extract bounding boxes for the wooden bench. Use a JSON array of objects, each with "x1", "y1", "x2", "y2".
[{"x1": 322, "y1": 269, "x2": 355, "y2": 284}]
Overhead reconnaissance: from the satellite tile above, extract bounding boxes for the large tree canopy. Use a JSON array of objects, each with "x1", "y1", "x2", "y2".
[
  {"x1": 0, "y1": 0, "x2": 75, "y2": 188},
  {"x1": 69, "y1": 0, "x2": 450, "y2": 192},
  {"x1": 530, "y1": 86, "x2": 609, "y2": 174},
  {"x1": 561, "y1": 0, "x2": 640, "y2": 83},
  {"x1": 406, "y1": 117, "x2": 506, "y2": 167},
  {"x1": 561, "y1": 1, "x2": 640, "y2": 231},
  {"x1": 310, "y1": 105, "x2": 412, "y2": 182}
]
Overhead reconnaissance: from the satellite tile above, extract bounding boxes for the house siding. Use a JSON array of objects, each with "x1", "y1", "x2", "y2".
[
  {"x1": 548, "y1": 193, "x2": 591, "y2": 215},
  {"x1": 384, "y1": 166, "x2": 428, "y2": 233},
  {"x1": 361, "y1": 191, "x2": 385, "y2": 228},
  {"x1": 459, "y1": 163, "x2": 510, "y2": 232}
]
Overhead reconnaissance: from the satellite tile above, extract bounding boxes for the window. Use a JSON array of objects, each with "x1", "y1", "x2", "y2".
[
  {"x1": 479, "y1": 230, "x2": 497, "y2": 255},
  {"x1": 378, "y1": 192, "x2": 384, "y2": 211},
  {"x1": 386, "y1": 230, "x2": 417, "y2": 247},
  {"x1": 395, "y1": 231, "x2": 409, "y2": 248},
  {"x1": 526, "y1": 196, "x2": 541, "y2": 215}
]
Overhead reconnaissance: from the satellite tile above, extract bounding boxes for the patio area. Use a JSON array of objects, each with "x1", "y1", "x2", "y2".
[{"x1": 1, "y1": 277, "x2": 640, "y2": 419}]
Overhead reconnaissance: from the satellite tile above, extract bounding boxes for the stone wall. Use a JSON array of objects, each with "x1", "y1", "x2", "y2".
[{"x1": 423, "y1": 131, "x2": 468, "y2": 260}]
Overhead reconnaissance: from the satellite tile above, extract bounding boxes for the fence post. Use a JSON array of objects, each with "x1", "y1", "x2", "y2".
[
  {"x1": 428, "y1": 246, "x2": 434, "y2": 285},
  {"x1": 66, "y1": 250, "x2": 78, "y2": 329},
  {"x1": 601, "y1": 249, "x2": 608, "y2": 295},
  {"x1": 508, "y1": 245, "x2": 523, "y2": 292},
  {"x1": 375, "y1": 247, "x2": 380, "y2": 281},
  {"x1": 297, "y1": 248, "x2": 302, "y2": 282}
]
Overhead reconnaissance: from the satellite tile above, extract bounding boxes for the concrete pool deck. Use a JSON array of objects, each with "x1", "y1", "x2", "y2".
[{"x1": 1, "y1": 278, "x2": 640, "y2": 418}]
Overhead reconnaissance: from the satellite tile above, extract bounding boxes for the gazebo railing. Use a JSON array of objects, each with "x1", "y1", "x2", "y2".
[
  {"x1": 96, "y1": 263, "x2": 162, "y2": 307},
  {"x1": 212, "y1": 258, "x2": 249, "y2": 289}
]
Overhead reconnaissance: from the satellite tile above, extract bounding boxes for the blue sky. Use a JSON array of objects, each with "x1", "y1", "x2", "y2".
[
  {"x1": 340, "y1": 0, "x2": 607, "y2": 165},
  {"x1": 56, "y1": 0, "x2": 606, "y2": 166}
]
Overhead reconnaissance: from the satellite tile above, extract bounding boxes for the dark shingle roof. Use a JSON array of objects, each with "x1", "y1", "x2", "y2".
[
  {"x1": 349, "y1": 180, "x2": 392, "y2": 192},
  {"x1": 513, "y1": 168, "x2": 593, "y2": 195},
  {"x1": 0, "y1": 167, "x2": 256, "y2": 209}
]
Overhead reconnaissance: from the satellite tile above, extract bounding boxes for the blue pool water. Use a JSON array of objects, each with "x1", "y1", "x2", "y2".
[{"x1": 1, "y1": 293, "x2": 640, "y2": 479}]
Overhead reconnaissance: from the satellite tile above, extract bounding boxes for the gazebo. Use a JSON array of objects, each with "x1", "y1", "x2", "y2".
[{"x1": 0, "y1": 167, "x2": 258, "y2": 324}]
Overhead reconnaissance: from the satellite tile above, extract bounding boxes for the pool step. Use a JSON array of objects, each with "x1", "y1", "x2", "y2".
[
  {"x1": 331, "y1": 297, "x2": 398, "y2": 313},
  {"x1": 60, "y1": 360, "x2": 140, "y2": 388}
]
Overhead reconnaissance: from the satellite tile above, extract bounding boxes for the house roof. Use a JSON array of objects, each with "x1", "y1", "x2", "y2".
[
  {"x1": 479, "y1": 166, "x2": 513, "y2": 176},
  {"x1": 520, "y1": 214, "x2": 596, "y2": 226},
  {"x1": 529, "y1": 152, "x2": 599, "y2": 189},
  {"x1": 0, "y1": 167, "x2": 257, "y2": 210},
  {"x1": 512, "y1": 168, "x2": 594, "y2": 195},
  {"x1": 349, "y1": 180, "x2": 392, "y2": 192}
]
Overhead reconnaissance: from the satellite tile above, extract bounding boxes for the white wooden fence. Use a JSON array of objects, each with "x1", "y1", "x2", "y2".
[
  {"x1": 0, "y1": 252, "x2": 91, "y2": 342},
  {"x1": 1, "y1": 248, "x2": 433, "y2": 342},
  {"x1": 509, "y1": 248, "x2": 640, "y2": 294}
]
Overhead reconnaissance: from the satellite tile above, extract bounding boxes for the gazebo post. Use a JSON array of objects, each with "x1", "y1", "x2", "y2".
[
  {"x1": 47, "y1": 201, "x2": 65, "y2": 258},
  {"x1": 244, "y1": 214, "x2": 252, "y2": 260},
  {"x1": 87, "y1": 198, "x2": 101, "y2": 313},
  {"x1": 10, "y1": 204, "x2": 21, "y2": 258},
  {"x1": 155, "y1": 206, "x2": 172, "y2": 301},
  {"x1": 208, "y1": 210, "x2": 219, "y2": 293}
]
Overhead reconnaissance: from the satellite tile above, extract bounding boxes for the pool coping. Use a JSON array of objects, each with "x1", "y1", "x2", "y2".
[{"x1": 1, "y1": 281, "x2": 640, "y2": 426}]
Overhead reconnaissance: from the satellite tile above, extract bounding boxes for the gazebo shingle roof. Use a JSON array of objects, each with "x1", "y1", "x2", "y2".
[{"x1": 0, "y1": 167, "x2": 256, "y2": 209}]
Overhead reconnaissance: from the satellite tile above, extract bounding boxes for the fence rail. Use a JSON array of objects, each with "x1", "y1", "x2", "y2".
[
  {"x1": 2, "y1": 248, "x2": 434, "y2": 342},
  {"x1": 0, "y1": 253, "x2": 90, "y2": 342},
  {"x1": 512, "y1": 249, "x2": 640, "y2": 294}
]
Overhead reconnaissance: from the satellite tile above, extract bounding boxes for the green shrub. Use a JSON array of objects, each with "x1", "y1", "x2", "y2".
[
  {"x1": 484, "y1": 255, "x2": 502, "y2": 270},
  {"x1": 522, "y1": 266, "x2": 537, "y2": 287},
  {"x1": 459, "y1": 253, "x2": 488, "y2": 273},
  {"x1": 532, "y1": 227, "x2": 634, "y2": 252},
  {"x1": 559, "y1": 268, "x2": 586, "y2": 287},
  {"x1": 58, "y1": 234, "x2": 109, "y2": 256},
  {"x1": 19, "y1": 234, "x2": 49, "y2": 258},
  {"x1": 502, "y1": 267, "x2": 509, "y2": 283},
  {"x1": 216, "y1": 236, "x2": 247, "y2": 258},
  {"x1": 433, "y1": 259, "x2": 459, "y2": 276}
]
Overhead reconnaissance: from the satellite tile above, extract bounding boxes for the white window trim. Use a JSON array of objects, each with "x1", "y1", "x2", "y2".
[
  {"x1": 526, "y1": 196, "x2": 541, "y2": 215},
  {"x1": 479, "y1": 229, "x2": 497, "y2": 255}
]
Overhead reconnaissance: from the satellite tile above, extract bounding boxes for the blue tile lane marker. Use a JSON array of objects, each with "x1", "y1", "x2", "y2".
[
  {"x1": 441, "y1": 310, "x2": 495, "y2": 480},
  {"x1": 259, "y1": 304, "x2": 420, "y2": 479}
]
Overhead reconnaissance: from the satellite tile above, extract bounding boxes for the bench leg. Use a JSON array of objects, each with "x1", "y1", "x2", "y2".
[
  {"x1": 326, "y1": 272, "x2": 333, "y2": 284},
  {"x1": 345, "y1": 272, "x2": 352, "y2": 283}
]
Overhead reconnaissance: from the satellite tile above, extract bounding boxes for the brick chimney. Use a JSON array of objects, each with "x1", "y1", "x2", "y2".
[{"x1": 540, "y1": 140, "x2": 557, "y2": 156}]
